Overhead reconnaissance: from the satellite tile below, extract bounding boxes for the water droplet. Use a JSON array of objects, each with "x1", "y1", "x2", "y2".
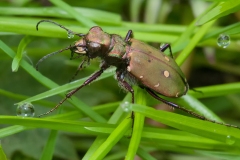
[
  {"x1": 217, "y1": 34, "x2": 230, "y2": 48},
  {"x1": 16, "y1": 103, "x2": 35, "y2": 117},
  {"x1": 120, "y1": 101, "x2": 132, "y2": 112},
  {"x1": 225, "y1": 135, "x2": 235, "y2": 145},
  {"x1": 67, "y1": 32, "x2": 74, "y2": 39}
]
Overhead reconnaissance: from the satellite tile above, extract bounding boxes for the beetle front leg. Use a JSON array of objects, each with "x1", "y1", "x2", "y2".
[
  {"x1": 69, "y1": 58, "x2": 90, "y2": 82},
  {"x1": 160, "y1": 43, "x2": 174, "y2": 58},
  {"x1": 38, "y1": 63, "x2": 110, "y2": 117},
  {"x1": 116, "y1": 71, "x2": 135, "y2": 126},
  {"x1": 116, "y1": 72, "x2": 134, "y2": 103}
]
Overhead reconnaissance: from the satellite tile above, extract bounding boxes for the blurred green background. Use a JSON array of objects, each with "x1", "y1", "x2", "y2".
[{"x1": 0, "y1": 0, "x2": 240, "y2": 160}]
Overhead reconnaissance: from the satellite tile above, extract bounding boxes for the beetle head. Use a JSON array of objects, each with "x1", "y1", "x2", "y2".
[
  {"x1": 73, "y1": 26, "x2": 111, "y2": 59},
  {"x1": 82, "y1": 26, "x2": 111, "y2": 58},
  {"x1": 36, "y1": 20, "x2": 87, "y2": 70},
  {"x1": 35, "y1": 20, "x2": 111, "y2": 70}
]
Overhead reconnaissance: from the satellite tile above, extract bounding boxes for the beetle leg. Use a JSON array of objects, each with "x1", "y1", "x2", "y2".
[
  {"x1": 116, "y1": 71, "x2": 135, "y2": 128},
  {"x1": 124, "y1": 30, "x2": 133, "y2": 42},
  {"x1": 116, "y1": 72, "x2": 134, "y2": 103},
  {"x1": 145, "y1": 88, "x2": 240, "y2": 129},
  {"x1": 38, "y1": 62, "x2": 110, "y2": 117},
  {"x1": 69, "y1": 58, "x2": 89, "y2": 83},
  {"x1": 160, "y1": 43, "x2": 174, "y2": 58}
]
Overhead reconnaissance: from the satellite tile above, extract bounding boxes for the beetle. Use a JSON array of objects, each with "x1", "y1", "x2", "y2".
[{"x1": 35, "y1": 20, "x2": 239, "y2": 129}]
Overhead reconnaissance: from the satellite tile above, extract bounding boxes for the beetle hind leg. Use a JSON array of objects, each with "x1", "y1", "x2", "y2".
[{"x1": 145, "y1": 88, "x2": 240, "y2": 129}]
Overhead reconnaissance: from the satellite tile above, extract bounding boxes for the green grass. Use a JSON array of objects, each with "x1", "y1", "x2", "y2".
[{"x1": 0, "y1": 0, "x2": 240, "y2": 159}]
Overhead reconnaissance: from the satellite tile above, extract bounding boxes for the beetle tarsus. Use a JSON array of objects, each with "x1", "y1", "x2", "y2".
[
  {"x1": 37, "y1": 97, "x2": 66, "y2": 117},
  {"x1": 145, "y1": 88, "x2": 240, "y2": 129}
]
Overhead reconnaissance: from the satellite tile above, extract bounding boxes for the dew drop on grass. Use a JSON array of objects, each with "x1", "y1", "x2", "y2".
[
  {"x1": 67, "y1": 31, "x2": 74, "y2": 39},
  {"x1": 217, "y1": 34, "x2": 230, "y2": 48},
  {"x1": 16, "y1": 103, "x2": 35, "y2": 117},
  {"x1": 120, "y1": 101, "x2": 132, "y2": 113},
  {"x1": 225, "y1": 135, "x2": 235, "y2": 145}
]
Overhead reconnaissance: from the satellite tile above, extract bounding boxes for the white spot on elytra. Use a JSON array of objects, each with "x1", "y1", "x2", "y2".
[
  {"x1": 176, "y1": 92, "x2": 179, "y2": 97},
  {"x1": 139, "y1": 75, "x2": 143, "y2": 79},
  {"x1": 164, "y1": 56, "x2": 169, "y2": 61},
  {"x1": 164, "y1": 71, "x2": 170, "y2": 77},
  {"x1": 154, "y1": 83, "x2": 159, "y2": 88}
]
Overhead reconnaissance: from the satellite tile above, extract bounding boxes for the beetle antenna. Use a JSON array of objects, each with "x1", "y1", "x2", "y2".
[
  {"x1": 36, "y1": 20, "x2": 85, "y2": 37},
  {"x1": 36, "y1": 45, "x2": 76, "y2": 70}
]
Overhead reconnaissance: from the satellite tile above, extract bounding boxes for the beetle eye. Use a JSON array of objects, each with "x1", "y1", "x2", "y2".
[
  {"x1": 88, "y1": 42, "x2": 101, "y2": 50},
  {"x1": 87, "y1": 42, "x2": 102, "y2": 57}
]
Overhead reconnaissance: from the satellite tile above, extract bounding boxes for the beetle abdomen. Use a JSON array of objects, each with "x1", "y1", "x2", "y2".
[{"x1": 127, "y1": 39, "x2": 188, "y2": 98}]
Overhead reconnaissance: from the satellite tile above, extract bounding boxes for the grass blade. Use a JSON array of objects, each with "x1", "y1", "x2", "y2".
[
  {"x1": 49, "y1": 0, "x2": 96, "y2": 27},
  {"x1": 126, "y1": 88, "x2": 145, "y2": 160},
  {"x1": 197, "y1": 0, "x2": 240, "y2": 25},
  {"x1": 131, "y1": 104, "x2": 240, "y2": 145},
  {"x1": 0, "y1": 40, "x2": 106, "y2": 122},
  {"x1": 88, "y1": 115, "x2": 132, "y2": 160},
  {"x1": 12, "y1": 35, "x2": 34, "y2": 72}
]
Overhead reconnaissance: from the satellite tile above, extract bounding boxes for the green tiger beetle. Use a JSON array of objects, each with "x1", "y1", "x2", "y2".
[{"x1": 35, "y1": 20, "x2": 239, "y2": 129}]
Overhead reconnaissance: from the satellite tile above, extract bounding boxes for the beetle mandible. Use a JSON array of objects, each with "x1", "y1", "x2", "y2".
[{"x1": 35, "y1": 20, "x2": 239, "y2": 129}]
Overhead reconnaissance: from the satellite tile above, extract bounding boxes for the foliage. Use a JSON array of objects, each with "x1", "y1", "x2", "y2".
[{"x1": 0, "y1": 0, "x2": 240, "y2": 159}]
